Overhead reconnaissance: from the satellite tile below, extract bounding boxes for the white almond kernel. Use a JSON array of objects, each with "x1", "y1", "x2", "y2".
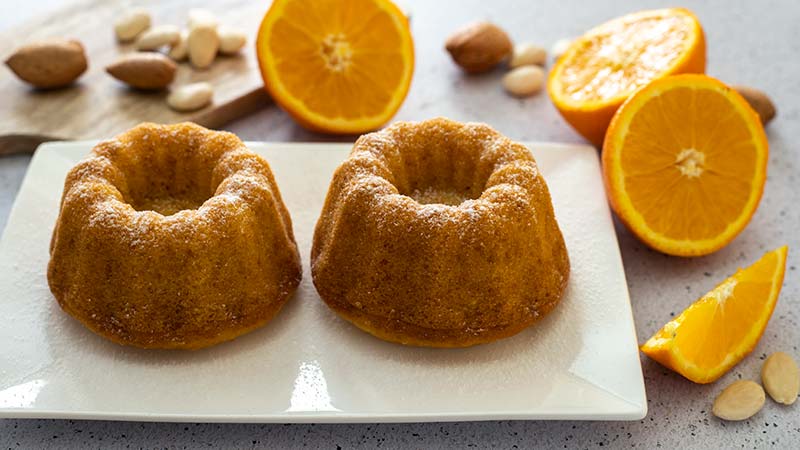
[
  {"x1": 762, "y1": 352, "x2": 799, "y2": 405},
  {"x1": 551, "y1": 38, "x2": 573, "y2": 61},
  {"x1": 187, "y1": 25, "x2": 220, "y2": 69},
  {"x1": 502, "y1": 65, "x2": 545, "y2": 97},
  {"x1": 188, "y1": 9, "x2": 219, "y2": 30},
  {"x1": 167, "y1": 82, "x2": 213, "y2": 111},
  {"x1": 168, "y1": 30, "x2": 189, "y2": 62},
  {"x1": 712, "y1": 380, "x2": 766, "y2": 421},
  {"x1": 509, "y1": 43, "x2": 547, "y2": 68},
  {"x1": 114, "y1": 9, "x2": 151, "y2": 42},
  {"x1": 135, "y1": 25, "x2": 180, "y2": 51},
  {"x1": 218, "y1": 26, "x2": 247, "y2": 55}
]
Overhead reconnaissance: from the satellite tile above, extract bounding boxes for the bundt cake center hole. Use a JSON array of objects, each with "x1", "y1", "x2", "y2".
[
  {"x1": 408, "y1": 186, "x2": 473, "y2": 206},
  {"x1": 119, "y1": 152, "x2": 218, "y2": 216},
  {"x1": 129, "y1": 193, "x2": 210, "y2": 216}
]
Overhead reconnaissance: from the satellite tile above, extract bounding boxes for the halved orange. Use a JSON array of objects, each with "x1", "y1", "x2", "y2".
[
  {"x1": 256, "y1": 0, "x2": 414, "y2": 134},
  {"x1": 602, "y1": 74, "x2": 768, "y2": 256},
  {"x1": 641, "y1": 246, "x2": 788, "y2": 384},
  {"x1": 548, "y1": 8, "x2": 706, "y2": 147}
]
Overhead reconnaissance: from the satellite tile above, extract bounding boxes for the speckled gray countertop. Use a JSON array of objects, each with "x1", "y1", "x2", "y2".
[{"x1": 1, "y1": 0, "x2": 799, "y2": 448}]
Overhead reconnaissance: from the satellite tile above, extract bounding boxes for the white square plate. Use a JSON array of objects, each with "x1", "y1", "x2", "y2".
[{"x1": 0, "y1": 141, "x2": 645, "y2": 422}]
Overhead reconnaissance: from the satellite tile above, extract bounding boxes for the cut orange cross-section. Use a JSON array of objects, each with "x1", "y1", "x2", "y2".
[
  {"x1": 641, "y1": 246, "x2": 788, "y2": 384},
  {"x1": 602, "y1": 74, "x2": 768, "y2": 257},
  {"x1": 256, "y1": 0, "x2": 415, "y2": 134},
  {"x1": 548, "y1": 8, "x2": 706, "y2": 147}
]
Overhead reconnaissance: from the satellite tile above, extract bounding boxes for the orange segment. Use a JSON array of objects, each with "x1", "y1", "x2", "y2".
[
  {"x1": 256, "y1": 0, "x2": 414, "y2": 134},
  {"x1": 602, "y1": 74, "x2": 768, "y2": 256},
  {"x1": 641, "y1": 246, "x2": 788, "y2": 384},
  {"x1": 548, "y1": 8, "x2": 705, "y2": 146}
]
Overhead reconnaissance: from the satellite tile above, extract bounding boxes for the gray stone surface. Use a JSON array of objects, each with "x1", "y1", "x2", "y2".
[{"x1": 1, "y1": 0, "x2": 799, "y2": 448}]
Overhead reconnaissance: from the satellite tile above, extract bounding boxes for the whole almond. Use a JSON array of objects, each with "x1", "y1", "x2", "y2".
[
  {"x1": 114, "y1": 9, "x2": 151, "y2": 42},
  {"x1": 509, "y1": 43, "x2": 546, "y2": 68},
  {"x1": 502, "y1": 65, "x2": 545, "y2": 97},
  {"x1": 551, "y1": 38, "x2": 573, "y2": 61},
  {"x1": 734, "y1": 85, "x2": 776, "y2": 125},
  {"x1": 5, "y1": 39, "x2": 87, "y2": 89},
  {"x1": 167, "y1": 82, "x2": 213, "y2": 112},
  {"x1": 168, "y1": 30, "x2": 189, "y2": 62},
  {"x1": 712, "y1": 380, "x2": 766, "y2": 421},
  {"x1": 218, "y1": 26, "x2": 247, "y2": 55},
  {"x1": 761, "y1": 352, "x2": 799, "y2": 405},
  {"x1": 445, "y1": 21, "x2": 512, "y2": 74},
  {"x1": 106, "y1": 53, "x2": 176, "y2": 90},
  {"x1": 135, "y1": 25, "x2": 181, "y2": 51},
  {"x1": 188, "y1": 24, "x2": 220, "y2": 69}
]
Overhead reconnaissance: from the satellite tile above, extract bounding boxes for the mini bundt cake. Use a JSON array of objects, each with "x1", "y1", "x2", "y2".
[
  {"x1": 311, "y1": 118, "x2": 570, "y2": 347},
  {"x1": 48, "y1": 122, "x2": 302, "y2": 349}
]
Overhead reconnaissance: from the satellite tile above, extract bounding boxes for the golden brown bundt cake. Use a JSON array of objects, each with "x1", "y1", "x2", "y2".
[
  {"x1": 48, "y1": 122, "x2": 302, "y2": 350},
  {"x1": 311, "y1": 117, "x2": 570, "y2": 347}
]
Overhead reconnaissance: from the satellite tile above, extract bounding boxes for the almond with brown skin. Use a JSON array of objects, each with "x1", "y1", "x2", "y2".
[
  {"x1": 106, "y1": 53, "x2": 176, "y2": 90},
  {"x1": 5, "y1": 39, "x2": 87, "y2": 89},
  {"x1": 445, "y1": 21, "x2": 512, "y2": 74},
  {"x1": 734, "y1": 85, "x2": 776, "y2": 125}
]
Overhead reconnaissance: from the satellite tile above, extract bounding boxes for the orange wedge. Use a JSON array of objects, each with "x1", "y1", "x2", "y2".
[
  {"x1": 548, "y1": 8, "x2": 705, "y2": 147},
  {"x1": 641, "y1": 246, "x2": 787, "y2": 384},
  {"x1": 602, "y1": 74, "x2": 768, "y2": 257},
  {"x1": 256, "y1": 0, "x2": 414, "y2": 134}
]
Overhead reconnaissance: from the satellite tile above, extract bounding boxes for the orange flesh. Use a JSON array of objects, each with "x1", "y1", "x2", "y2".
[
  {"x1": 257, "y1": 0, "x2": 414, "y2": 132},
  {"x1": 602, "y1": 74, "x2": 768, "y2": 256},
  {"x1": 641, "y1": 246, "x2": 787, "y2": 383},
  {"x1": 620, "y1": 86, "x2": 757, "y2": 241},
  {"x1": 556, "y1": 11, "x2": 696, "y2": 104}
]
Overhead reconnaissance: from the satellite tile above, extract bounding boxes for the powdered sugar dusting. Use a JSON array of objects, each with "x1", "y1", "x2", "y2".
[{"x1": 330, "y1": 117, "x2": 543, "y2": 233}]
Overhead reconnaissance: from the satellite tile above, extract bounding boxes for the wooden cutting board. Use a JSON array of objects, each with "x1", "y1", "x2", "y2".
[{"x1": 0, "y1": 0, "x2": 272, "y2": 155}]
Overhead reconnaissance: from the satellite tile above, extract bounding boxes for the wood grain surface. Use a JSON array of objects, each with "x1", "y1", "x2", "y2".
[{"x1": 0, "y1": 0, "x2": 271, "y2": 155}]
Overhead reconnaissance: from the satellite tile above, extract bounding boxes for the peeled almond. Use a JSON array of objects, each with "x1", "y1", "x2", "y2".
[
  {"x1": 509, "y1": 43, "x2": 546, "y2": 68},
  {"x1": 712, "y1": 380, "x2": 766, "y2": 421},
  {"x1": 135, "y1": 25, "x2": 180, "y2": 51},
  {"x1": 168, "y1": 30, "x2": 189, "y2": 62},
  {"x1": 218, "y1": 26, "x2": 247, "y2": 55},
  {"x1": 188, "y1": 25, "x2": 219, "y2": 69},
  {"x1": 502, "y1": 65, "x2": 545, "y2": 97},
  {"x1": 167, "y1": 82, "x2": 213, "y2": 111},
  {"x1": 761, "y1": 352, "x2": 799, "y2": 405},
  {"x1": 551, "y1": 38, "x2": 573, "y2": 61},
  {"x1": 114, "y1": 9, "x2": 151, "y2": 42}
]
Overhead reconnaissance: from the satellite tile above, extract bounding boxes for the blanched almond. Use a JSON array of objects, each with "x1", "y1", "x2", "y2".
[
  {"x1": 114, "y1": 9, "x2": 151, "y2": 42},
  {"x1": 135, "y1": 25, "x2": 180, "y2": 51},
  {"x1": 168, "y1": 30, "x2": 189, "y2": 62},
  {"x1": 551, "y1": 38, "x2": 573, "y2": 61},
  {"x1": 762, "y1": 352, "x2": 799, "y2": 405},
  {"x1": 167, "y1": 82, "x2": 213, "y2": 111},
  {"x1": 218, "y1": 26, "x2": 247, "y2": 55},
  {"x1": 188, "y1": 25, "x2": 219, "y2": 69},
  {"x1": 712, "y1": 380, "x2": 765, "y2": 421},
  {"x1": 510, "y1": 43, "x2": 546, "y2": 68},
  {"x1": 502, "y1": 65, "x2": 545, "y2": 97}
]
